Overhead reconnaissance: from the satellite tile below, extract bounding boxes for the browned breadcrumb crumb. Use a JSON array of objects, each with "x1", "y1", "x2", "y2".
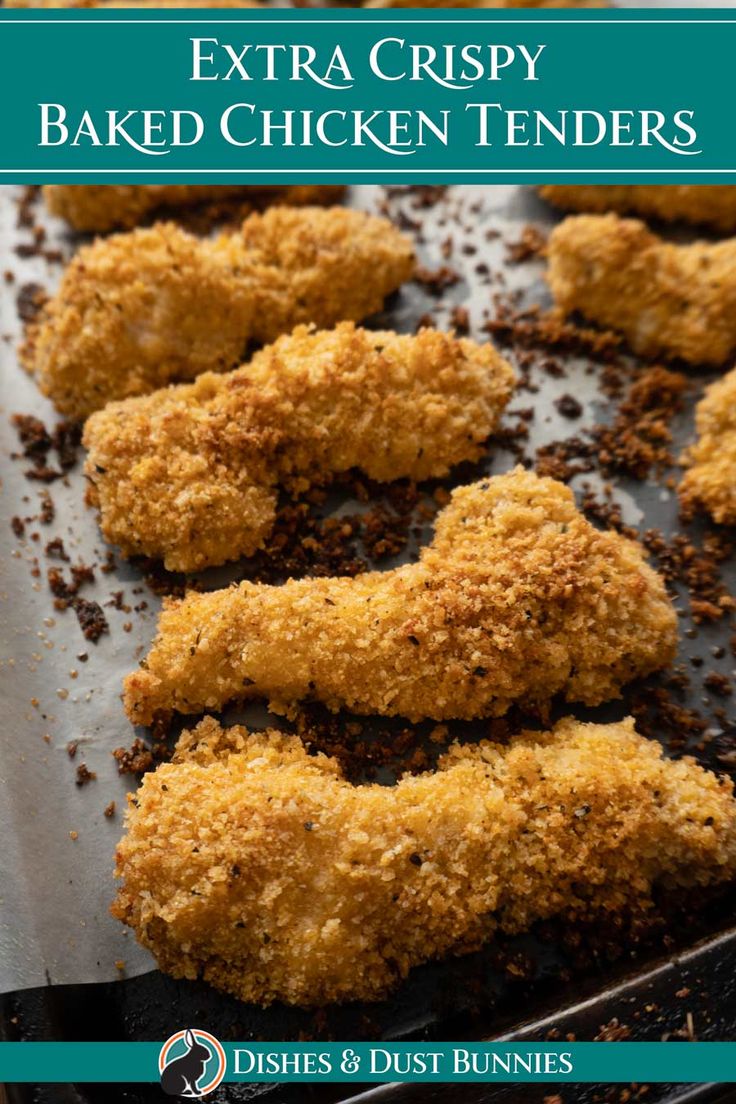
[
  {"x1": 42, "y1": 560, "x2": 111, "y2": 642},
  {"x1": 704, "y1": 672, "x2": 732, "y2": 697},
  {"x1": 112, "y1": 738, "x2": 170, "y2": 777},
  {"x1": 555, "y1": 394, "x2": 583, "y2": 419},
  {"x1": 536, "y1": 435, "x2": 597, "y2": 484},
  {"x1": 505, "y1": 224, "x2": 547, "y2": 264},
  {"x1": 537, "y1": 369, "x2": 687, "y2": 484},
  {"x1": 16, "y1": 282, "x2": 46, "y2": 325},
  {"x1": 14, "y1": 237, "x2": 63, "y2": 265},
  {"x1": 630, "y1": 684, "x2": 708, "y2": 753},
  {"x1": 10, "y1": 413, "x2": 81, "y2": 481},
  {"x1": 642, "y1": 530, "x2": 735, "y2": 624},
  {"x1": 39, "y1": 491, "x2": 54, "y2": 525},
  {"x1": 45, "y1": 537, "x2": 69, "y2": 562},
  {"x1": 287, "y1": 705, "x2": 441, "y2": 783},
  {"x1": 595, "y1": 367, "x2": 688, "y2": 480},
  {"x1": 16, "y1": 186, "x2": 39, "y2": 229},
  {"x1": 450, "y1": 305, "x2": 470, "y2": 333},
  {"x1": 72, "y1": 598, "x2": 109, "y2": 642},
  {"x1": 485, "y1": 307, "x2": 621, "y2": 362},
  {"x1": 414, "y1": 264, "x2": 460, "y2": 294},
  {"x1": 594, "y1": 1018, "x2": 632, "y2": 1042},
  {"x1": 75, "y1": 763, "x2": 96, "y2": 787}
]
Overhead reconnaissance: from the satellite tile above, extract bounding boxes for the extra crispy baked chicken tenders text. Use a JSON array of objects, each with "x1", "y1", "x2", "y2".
[
  {"x1": 84, "y1": 323, "x2": 515, "y2": 571},
  {"x1": 540, "y1": 185, "x2": 736, "y2": 232},
  {"x1": 124, "y1": 468, "x2": 677, "y2": 725},
  {"x1": 43, "y1": 185, "x2": 345, "y2": 233},
  {"x1": 23, "y1": 206, "x2": 415, "y2": 419},
  {"x1": 547, "y1": 214, "x2": 736, "y2": 366},
  {"x1": 679, "y1": 368, "x2": 736, "y2": 525},
  {"x1": 112, "y1": 715, "x2": 736, "y2": 1006}
]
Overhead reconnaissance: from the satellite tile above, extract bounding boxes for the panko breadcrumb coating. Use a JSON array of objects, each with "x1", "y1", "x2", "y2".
[
  {"x1": 547, "y1": 214, "x2": 736, "y2": 366},
  {"x1": 23, "y1": 206, "x2": 415, "y2": 420},
  {"x1": 43, "y1": 185, "x2": 345, "y2": 233},
  {"x1": 124, "y1": 468, "x2": 677, "y2": 725},
  {"x1": 679, "y1": 368, "x2": 736, "y2": 524},
  {"x1": 112, "y1": 715, "x2": 736, "y2": 1007},
  {"x1": 83, "y1": 323, "x2": 515, "y2": 572},
  {"x1": 540, "y1": 186, "x2": 736, "y2": 232}
]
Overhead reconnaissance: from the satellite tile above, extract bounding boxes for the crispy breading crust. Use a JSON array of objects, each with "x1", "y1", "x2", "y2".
[
  {"x1": 547, "y1": 214, "x2": 736, "y2": 366},
  {"x1": 23, "y1": 207, "x2": 415, "y2": 420},
  {"x1": 83, "y1": 323, "x2": 515, "y2": 571},
  {"x1": 540, "y1": 186, "x2": 736, "y2": 232},
  {"x1": 124, "y1": 468, "x2": 677, "y2": 725},
  {"x1": 43, "y1": 185, "x2": 345, "y2": 233},
  {"x1": 679, "y1": 368, "x2": 736, "y2": 524},
  {"x1": 112, "y1": 715, "x2": 736, "y2": 1007}
]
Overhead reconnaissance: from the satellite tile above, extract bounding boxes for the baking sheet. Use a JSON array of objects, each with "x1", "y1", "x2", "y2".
[{"x1": 1, "y1": 183, "x2": 735, "y2": 1012}]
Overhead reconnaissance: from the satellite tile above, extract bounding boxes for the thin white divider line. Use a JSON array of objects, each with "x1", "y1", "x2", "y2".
[
  {"x1": 3, "y1": 16, "x2": 736, "y2": 21},
  {"x1": 3, "y1": 168, "x2": 736, "y2": 174}
]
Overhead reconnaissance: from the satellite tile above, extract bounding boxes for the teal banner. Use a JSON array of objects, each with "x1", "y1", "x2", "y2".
[
  {"x1": 0, "y1": 9, "x2": 734, "y2": 182},
  {"x1": 0, "y1": 1041, "x2": 735, "y2": 1084}
]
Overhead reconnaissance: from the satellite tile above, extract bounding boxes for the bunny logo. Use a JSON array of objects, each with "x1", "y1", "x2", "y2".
[{"x1": 159, "y1": 1028, "x2": 227, "y2": 1097}]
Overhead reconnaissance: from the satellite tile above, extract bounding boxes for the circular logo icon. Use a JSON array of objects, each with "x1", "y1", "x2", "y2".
[{"x1": 159, "y1": 1028, "x2": 227, "y2": 1098}]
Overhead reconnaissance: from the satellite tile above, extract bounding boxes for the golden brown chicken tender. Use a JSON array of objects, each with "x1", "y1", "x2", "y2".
[
  {"x1": 540, "y1": 186, "x2": 736, "y2": 232},
  {"x1": 547, "y1": 214, "x2": 736, "y2": 367},
  {"x1": 83, "y1": 323, "x2": 515, "y2": 572},
  {"x1": 124, "y1": 468, "x2": 677, "y2": 725},
  {"x1": 23, "y1": 206, "x2": 415, "y2": 420},
  {"x1": 679, "y1": 368, "x2": 736, "y2": 524},
  {"x1": 112, "y1": 715, "x2": 736, "y2": 1007},
  {"x1": 43, "y1": 185, "x2": 345, "y2": 233}
]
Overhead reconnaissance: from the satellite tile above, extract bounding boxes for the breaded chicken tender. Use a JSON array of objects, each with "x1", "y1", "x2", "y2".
[
  {"x1": 679, "y1": 368, "x2": 736, "y2": 524},
  {"x1": 540, "y1": 186, "x2": 736, "y2": 233},
  {"x1": 112, "y1": 715, "x2": 736, "y2": 1006},
  {"x1": 547, "y1": 214, "x2": 736, "y2": 367},
  {"x1": 23, "y1": 207, "x2": 415, "y2": 420},
  {"x1": 84, "y1": 323, "x2": 515, "y2": 572},
  {"x1": 124, "y1": 468, "x2": 676, "y2": 725},
  {"x1": 43, "y1": 185, "x2": 345, "y2": 233}
]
